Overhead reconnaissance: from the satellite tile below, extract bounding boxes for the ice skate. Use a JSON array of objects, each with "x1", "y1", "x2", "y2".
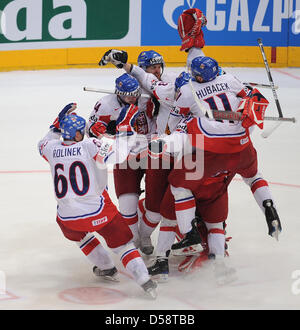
[
  {"x1": 93, "y1": 266, "x2": 119, "y2": 282},
  {"x1": 147, "y1": 257, "x2": 169, "y2": 282},
  {"x1": 141, "y1": 279, "x2": 158, "y2": 299},
  {"x1": 263, "y1": 199, "x2": 282, "y2": 240},
  {"x1": 140, "y1": 236, "x2": 154, "y2": 255},
  {"x1": 171, "y1": 218, "x2": 203, "y2": 255}
]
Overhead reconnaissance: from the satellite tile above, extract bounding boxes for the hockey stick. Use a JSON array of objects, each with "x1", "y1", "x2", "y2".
[
  {"x1": 257, "y1": 38, "x2": 286, "y2": 138},
  {"x1": 243, "y1": 82, "x2": 278, "y2": 90},
  {"x1": 83, "y1": 86, "x2": 150, "y2": 99},
  {"x1": 187, "y1": 83, "x2": 295, "y2": 123},
  {"x1": 187, "y1": 78, "x2": 295, "y2": 123},
  {"x1": 84, "y1": 86, "x2": 296, "y2": 123},
  {"x1": 211, "y1": 110, "x2": 295, "y2": 123}
]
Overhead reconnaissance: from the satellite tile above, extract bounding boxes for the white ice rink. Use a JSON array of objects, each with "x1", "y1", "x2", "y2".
[{"x1": 0, "y1": 65, "x2": 300, "y2": 310}]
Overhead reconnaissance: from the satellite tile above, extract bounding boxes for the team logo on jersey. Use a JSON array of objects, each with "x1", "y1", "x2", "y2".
[
  {"x1": 240, "y1": 136, "x2": 249, "y2": 145},
  {"x1": 92, "y1": 216, "x2": 108, "y2": 227},
  {"x1": 39, "y1": 141, "x2": 48, "y2": 155}
]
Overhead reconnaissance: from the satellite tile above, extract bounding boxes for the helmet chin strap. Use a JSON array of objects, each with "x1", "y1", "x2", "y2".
[{"x1": 117, "y1": 95, "x2": 139, "y2": 106}]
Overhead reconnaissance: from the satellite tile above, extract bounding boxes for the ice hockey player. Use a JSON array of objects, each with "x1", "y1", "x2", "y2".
[
  {"x1": 147, "y1": 56, "x2": 282, "y2": 284},
  {"x1": 38, "y1": 102, "x2": 157, "y2": 298},
  {"x1": 87, "y1": 73, "x2": 156, "y2": 250},
  {"x1": 99, "y1": 49, "x2": 194, "y2": 256}
]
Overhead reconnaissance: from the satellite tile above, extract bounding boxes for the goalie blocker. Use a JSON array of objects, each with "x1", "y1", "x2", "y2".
[{"x1": 237, "y1": 88, "x2": 269, "y2": 130}]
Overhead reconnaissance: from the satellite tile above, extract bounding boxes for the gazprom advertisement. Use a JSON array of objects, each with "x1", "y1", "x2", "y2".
[
  {"x1": 142, "y1": 0, "x2": 300, "y2": 47},
  {"x1": 0, "y1": 0, "x2": 299, "y2": 50}
]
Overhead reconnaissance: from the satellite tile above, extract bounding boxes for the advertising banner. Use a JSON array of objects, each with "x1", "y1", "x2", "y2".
[
  {"x1": 0, "y1": 0, "x2": 141, "y2": 50},
  {"x1": 0, "y1": 0, "x2": 299, "y2": 69},
  {"x1": 142, "y1": 0, "x2": 300, "y2": 47}
]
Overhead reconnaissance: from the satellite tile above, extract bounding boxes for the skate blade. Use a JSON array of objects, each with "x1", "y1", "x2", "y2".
[
  {"x1": 271, "y1": 220, "x2": 281, "y2": 241},
  {"x1": 145, "y1": 288, "x2": 158, "y2": 299},
  {"x1": 171, "y1": 244, "x2": 204, "y2": 256}
]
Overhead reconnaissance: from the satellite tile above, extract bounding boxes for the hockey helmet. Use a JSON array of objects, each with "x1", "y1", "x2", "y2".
[
  {"x1": 60, "y1": 114, "x2": 86, "y2": 140},
  {"x1": 190, "y1": 56, "x2": 219, "y2": 82},
  {"x1": 137, "y1": 50, "x2": 165, "y2": 71},
  {"x1": 115, "y1": 73, "x2": 141, "y2": 98}
]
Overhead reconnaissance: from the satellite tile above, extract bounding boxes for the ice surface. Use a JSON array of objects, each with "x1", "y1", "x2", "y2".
[{"x1": 0, "y1": 66, "x2": 300, "y2": 310}]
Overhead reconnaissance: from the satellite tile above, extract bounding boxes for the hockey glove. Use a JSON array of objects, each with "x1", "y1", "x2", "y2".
[
  {"x1": 146, "y1": 96, "x2": 160, "y2": 119},
  {"x1": 99, "y1": 49, "x2": 128, "y2": 68},
  {"x1": 263, "y1": 199, "x2": 282, "y2": 241},
  {"x1": 116, "y1": 104, "x2": 139, "y2": 136},
  {"x1": 89, "y1": 122, "x2": 107, "y2": 138},
  {"x1": 178, "y1": 8, "x2": 206, "y2": 51},
  {"x1": 50, "y1": 103, "x2": 77, "y2": 132},
  {"x1": 237, "y1": 89, "x2": 269, "y2": 129}
]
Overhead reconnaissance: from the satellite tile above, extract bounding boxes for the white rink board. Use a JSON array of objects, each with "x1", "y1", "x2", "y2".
[{"x1": 0, "y1": 66, "x2": 300, "y2": 310}]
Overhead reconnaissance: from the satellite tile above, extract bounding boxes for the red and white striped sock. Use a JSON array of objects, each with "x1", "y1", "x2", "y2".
[
  {"x1": 78, "y1": 234, "x2": 115, "y2": 270},
  {"x1": 205, "y1": 223, "x2": 226, "y2": 257},
  {"x1": 120, "y1": 244, "x2": 150, "y2": 286},
  {"x1": 171, "y1": 186, "x2": 196, "y2": 234},
  {"x1": 243, "y1": 173, "x2": 274, "y2": 212},
  {"x1": 156, "y1": 217, "x2": 177, "y2": 256},
  {"x1": 138, "y1": 199, "x2": 160, "y2": 238},
  {"x1": 119, "y1": 193, "x2": 139, "y2": 241}
]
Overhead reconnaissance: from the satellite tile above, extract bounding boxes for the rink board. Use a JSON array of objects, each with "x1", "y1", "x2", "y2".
[{"x1": 0, "y1": 45, "x2": 298, "y2": 71}]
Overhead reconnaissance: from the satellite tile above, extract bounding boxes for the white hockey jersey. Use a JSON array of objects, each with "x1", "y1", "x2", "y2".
[
  {"x1": 172, "y1": 72, "x2": 248, "y2": 131},
  {"x1": 87, "y1": 93, "x2": 156, "y2": 155},
  {"x1": 130, "y1": 65, "x2": 179, "y2": 135},
  {"x1": 38, "y1": 130, "x2": 136, "y2": 230},
  {"x1": 171, "y1": 73, "x2": 251, "y2": 153}
]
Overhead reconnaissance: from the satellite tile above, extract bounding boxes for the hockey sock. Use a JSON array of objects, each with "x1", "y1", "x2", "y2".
[
  {"x1": 117, "y1": 243, "x2": 150, "y2": 286},
  {"x1": 138, "y1": 199, "x2": 161, "y2": 238},
  {"x1": 171, "y1": 185, "x2": 196, "y2": 234},
  {"x1": 77, "y1": 234, "x2": 115, "y2": 270},
  {"x1": 243, "y1": 173, "x2": 274, "y2": 212},
  {"x1": 175, "y1": 225, "x2": 184, "y2": 241},
  {"x1": 205, "y1": 222, "x2": 226, "y2": 257},
  {"x1": 156, "y1": 217, "x2": 177, "y2": 256},
  {"x1": 119, "y1": 193, "x2": 139, "y2": 241}
]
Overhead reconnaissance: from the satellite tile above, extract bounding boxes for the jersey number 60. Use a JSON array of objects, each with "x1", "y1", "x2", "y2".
[{"x1": 54, "y1": 161, "x2": 89, "y2": 199}]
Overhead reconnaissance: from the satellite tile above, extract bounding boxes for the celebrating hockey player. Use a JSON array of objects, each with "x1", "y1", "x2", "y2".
[
  {"x1": 147, "y1": 56, "x2": 282, "y2": 284},
  {"x1": 38, "y1": 102, "x2": 157, "y2": 298},
  {"x1": 87, "y1": 73, "x2": 157, "y2": 249},
  {"x1": 99, "y1": 49, "x2": 193, "y2": 256}
]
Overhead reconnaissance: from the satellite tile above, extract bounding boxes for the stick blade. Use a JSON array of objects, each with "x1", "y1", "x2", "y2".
[{"x1": 261, "y1": 122, "x2": 282, "y2": 138}]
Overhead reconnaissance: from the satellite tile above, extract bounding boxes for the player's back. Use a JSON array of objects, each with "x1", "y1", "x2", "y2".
[
  {"x1": 174, "y1": 73, "x2": 250, "y2": 153},
  {"x1": 178, "y1": 72, "x2": 245, "y2": 118},
  {"x1": 43, "y1": 138, "x2": 107, "y2": 219}
]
